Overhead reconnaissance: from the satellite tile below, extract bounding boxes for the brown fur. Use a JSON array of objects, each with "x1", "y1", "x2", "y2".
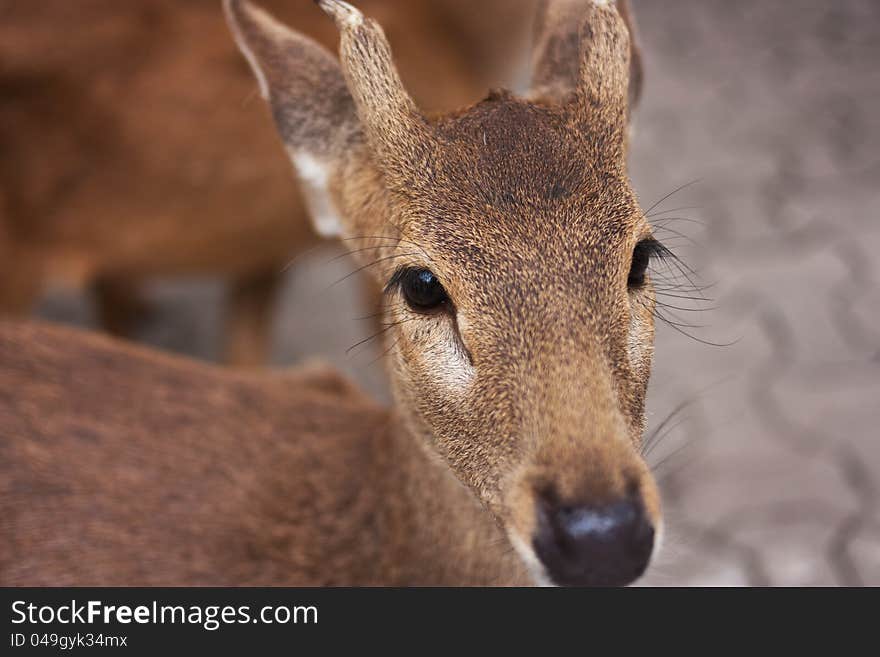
[
  {"x1": 0, "y1": 0, "x2": 536, "y2": 364},
  {"x1": 1, "y1": 0, "x2": 659, "y2": 586},
  {"x1": 0, "y1": 320, "x2": 527, "y2": 585}
]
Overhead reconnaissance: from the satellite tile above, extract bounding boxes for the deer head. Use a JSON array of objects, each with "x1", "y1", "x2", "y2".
[{"x1": 226, "y1": 0, "x2": 660, "y2": 586}]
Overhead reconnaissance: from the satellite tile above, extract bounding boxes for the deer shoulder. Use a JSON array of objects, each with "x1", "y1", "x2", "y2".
[{"x1": 0, "y1": 320, "x2": 388, "y2": 585}]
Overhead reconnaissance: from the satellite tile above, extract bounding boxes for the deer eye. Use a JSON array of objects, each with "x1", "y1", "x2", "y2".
[
  {"x1": 397, "y1": 268, "x2": 449, "y2": 311},
  {"x1": 628, "y1": 239, "x2": 664, "y2": 288}
]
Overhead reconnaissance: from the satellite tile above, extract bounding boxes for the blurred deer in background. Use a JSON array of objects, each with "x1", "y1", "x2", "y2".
[
  {"x1": 0, "y1": 0, "x2": 658, "y2": 586},
  {"x1": 0, "y1": 0, "x2": 537, "y2": 364}
]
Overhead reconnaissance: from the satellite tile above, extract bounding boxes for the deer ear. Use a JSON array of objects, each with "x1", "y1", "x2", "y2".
[
  {"x1": 531, "y1": 0, "x2": 642, "y2": 115},
  {"x1": 614, "y1": 0, "x2": 643, "y2": 110},
  {"x1": 224, "y1": 0, "x2": 359, "y2": 237}
]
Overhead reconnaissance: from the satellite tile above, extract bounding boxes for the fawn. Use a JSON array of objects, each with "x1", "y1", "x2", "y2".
[
  {"x1": 0, "y1": 0, "x2": 534, "y2": 365},
  {"x1": 0, "y1": 0, "x2": 659, "y2": 586}
]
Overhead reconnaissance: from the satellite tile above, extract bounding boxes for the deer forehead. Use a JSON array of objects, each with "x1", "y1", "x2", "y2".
[
  {"x1": 422, "y1": 94, "x2": 628, "y2": 202},
  {"x1": 388, "y1": 97, "x2": 639, "y2": 257}
]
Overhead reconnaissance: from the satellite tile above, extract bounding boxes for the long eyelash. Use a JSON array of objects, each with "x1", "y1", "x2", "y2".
[
  {"x1": 640, "y1": 232, "x2": 737, "y2": 347},
  {"x1": 640, "y1": 237, "x2": 675, "y2": 262},
  {"x1": 383, "y1": 266, "x2": 413, "y2": 296},
  {"x1": 331, "y1": 252, "x2": 421, "y2": 288}
]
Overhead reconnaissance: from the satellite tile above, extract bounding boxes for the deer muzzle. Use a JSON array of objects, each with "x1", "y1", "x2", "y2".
[{"x1": 505, "y1": 435, "x2": 661, "y2": 587}]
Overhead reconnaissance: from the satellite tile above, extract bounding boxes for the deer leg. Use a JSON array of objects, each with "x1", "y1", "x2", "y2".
[
  {"x1": 93, "y1": 275, "x2": 150, "y2": 338},
  {"x1": 224, "y1": 267, "x2": 283, "y2": 367}
]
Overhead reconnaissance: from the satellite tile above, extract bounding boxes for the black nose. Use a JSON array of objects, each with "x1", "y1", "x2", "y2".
[{"x1": 532, "y1": 492, "x2": 654, "y2": 586}]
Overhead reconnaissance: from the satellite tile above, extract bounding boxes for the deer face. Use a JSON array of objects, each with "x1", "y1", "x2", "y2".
[{"x1": 228, "y1": 0, "x2": 661, "y2": 586}]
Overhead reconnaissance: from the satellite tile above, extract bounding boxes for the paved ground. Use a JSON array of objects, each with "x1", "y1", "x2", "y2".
[{"x1": 37, "y1": 0, "x2": 880, "y2": 585}]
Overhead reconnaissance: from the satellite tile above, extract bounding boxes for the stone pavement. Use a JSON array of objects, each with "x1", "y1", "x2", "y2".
[
  {"x1": 37, "y1": 0, "x2": 879, "y2": 585},
  {"x1": 629, "y1": 0, "x2": 880, "y2": 585}
]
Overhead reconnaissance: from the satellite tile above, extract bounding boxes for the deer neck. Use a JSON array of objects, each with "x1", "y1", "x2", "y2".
[{"x1": 374, "y1": 415, "x2": 532, "y2": 586}]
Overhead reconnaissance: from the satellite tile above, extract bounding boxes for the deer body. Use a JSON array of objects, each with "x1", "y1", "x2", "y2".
[
  {"x1": 1, "y1": 0, "x2": 665, "y2": 587},
  {"x1": 0, "y1": 320, "x2": 527, "y2": 585},
  {"x1": 0, "y1": 0, "x2": 535, "y2": 364}
]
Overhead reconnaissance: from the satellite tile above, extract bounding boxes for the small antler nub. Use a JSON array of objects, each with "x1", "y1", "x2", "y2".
[
  {"x1": 314, "y1": 0, "x2": 364, "y2": 28},
  {"x1": 311, "y1": 0, "x2": 432, "y2": 189}
]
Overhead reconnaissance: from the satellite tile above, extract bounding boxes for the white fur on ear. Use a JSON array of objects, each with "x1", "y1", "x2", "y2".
[
  {"x1": 224, "y1": 0, "x2": 355, "y2": 239},
  {"x1": 290, "y1": 151, "x2": 343, "y2": 237}
]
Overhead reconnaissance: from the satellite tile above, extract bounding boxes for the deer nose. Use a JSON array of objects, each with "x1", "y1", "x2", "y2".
[{"x1": 532, "y1": 492, "x2": 654, "y2": 586}]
